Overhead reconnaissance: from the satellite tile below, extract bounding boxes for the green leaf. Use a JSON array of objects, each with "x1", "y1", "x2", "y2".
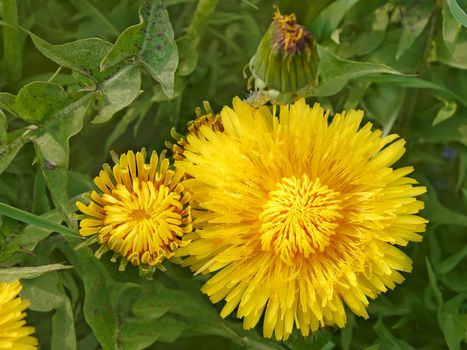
[
  {"x1": 121, "y1": 316, "x2": 187, "y2": 349},
  {"x1": 426, "y1": 258, "x2": 444, "y2": 307},
  {"x1": 456, "y1": 148, "x2": 467, "y2": 190},
  {"x1": 340, "y1": 314, "x2": 355, "y2": 350},
  {"x1": 0, "y1": 263, "x2": 73, "y2": 282},
  {"x1": 177, "y1": 0, "x2": 218, "y2": 76},
  {"x1": 423, "y1": 180, "x2": 467, "y2": 226},
  {"x1": 447, "y1": 0, "x2": 467, "y2": 27},
  {"x1": 310, "y1": 0, "x2": 362, "y2": 40},
  {"x1": 373, "y1": 319, "x2": 415, "y2": 350},
  {"x1": 362, "y1": 84, "x2": 405, "y2": 134},
  {"x1": 437, "y1": 32, "x2": 467, "y2": 69},
  {"x1": 92, "y1": 65, "x2": 141, "y2": 123},
  {"x1": 437, "y1": 245, "x2": 467, "y2": 274},
  {"x1": 0, "y1": 209, "x2": 63, "y2": 262},
  {"x1": 101, "y1": 0, "x2": 178, "y2": 97},
  {"x1": 62, "y1": 247, "x2": 138, "y2": 350},
  {"x1": 103, "y1": 97, "x2": 153, "y2": 152},
  {"x1": 0, "y1": 110, "x2": 7, "y2": 143},
  {"x1": 315, "y1": 47, "x2": 402, "y2": 96},
  {"x1": 442, "y1": 313, "x2": 464, "y2": 350},
  {"x1": 442, "y1": 2, "x2": 462, "y2": 52},
  {"x1": 52, "y1": 297, "x2": 77, "y2": 350},
  {"x1": 32, "y1": 169, "x2": 51, "y2": 214},
  {"x1": 15, "y1": 81, "x2": 72, "y2": 124},
  {"x1": 32, "y1": 93, "x2": 94, "y2": 226},
  {"x1": 0, "y1": 92, "x2": 20, "y2": 118},
  {"x1": 30, "y1": 35, "x2": 113, "y2": 82},
  {"x1": 367, "y1": 75, "x2": 467, "y2": 108},
  {"x1": 433, "y1": 99, "x2": 457, "y2": 126},
  {"x1": 0, "y1": 127, "x2": 34, "y2": 175},
  {"x1": 397, "y1": 2, "x2": 433, "y2": 59}
]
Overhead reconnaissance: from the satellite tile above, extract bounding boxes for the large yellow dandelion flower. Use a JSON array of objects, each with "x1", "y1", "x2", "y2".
[
  {"x1": 0, "y1": 280, "x2": 38, "y2": 349},
  {"x1": 176, "y1": 98, "x2": 427, "y2": 340},
  {"x1": 76, "y1": 150, "x2": 192, "y2": 272}
]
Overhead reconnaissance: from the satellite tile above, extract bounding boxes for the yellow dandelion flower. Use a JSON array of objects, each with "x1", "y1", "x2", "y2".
[
  {"x1": 0, "y1": 280, "x2": 38, "y2": 350},
  {"x1": 175, "y1": 98, "x2": 427, "y2": 340},
  {"x1": 76, "y1": 150, "x2": 192, "y2": 273},
  {"x1": 170, "y1": 112, "x2": 224, "y2": 161}
]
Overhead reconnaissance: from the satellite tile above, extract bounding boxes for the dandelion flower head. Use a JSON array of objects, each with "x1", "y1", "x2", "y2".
[
  {"x1": 0, "y1": 280, "x2": 38, "y2": 350},
  {"x1": 176, "y1": 98, "x2": 427, "y2": 340},
  {"x1": 76, "y1": 150, "x2": 192, "y2": 272}
]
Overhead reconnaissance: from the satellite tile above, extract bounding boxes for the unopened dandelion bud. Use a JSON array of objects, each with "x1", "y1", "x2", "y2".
[{"x1": 249, "y1": 8, "x2": 319, "y2": 104}]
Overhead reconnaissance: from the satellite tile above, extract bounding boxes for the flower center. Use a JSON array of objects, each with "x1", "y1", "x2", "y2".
[
  {"x1": 259, "y1": 175, "x2": 342, "y2": 262},
  {"x1": 130, "y1": 209, "x2": 151, "y2": 221},
  {"x1": 273, "y1": 9, "x2": 312, "y2": 56}
]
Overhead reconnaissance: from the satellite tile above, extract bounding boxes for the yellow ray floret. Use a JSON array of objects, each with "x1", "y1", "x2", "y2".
[
  {"x1": 175, "y1": 97, "x2": 427, "y2": 340},
  {"x1": 76, "y1": 150, "x2": 192, "y2": 272},
  {"x1": 0, "y1": 280, "x2": 38, "y2": 350}
]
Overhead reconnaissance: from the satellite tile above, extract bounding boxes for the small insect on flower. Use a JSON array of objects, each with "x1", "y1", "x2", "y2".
[
  {"x1": 76, "y1": 149, "x2": 193, "y2": 274},
  {"x1": 0, "y1": 280, "x2": 38, "y2": 350},
  {"x1": 175, "y1": 98, "x2": 428, "y2": 340}
]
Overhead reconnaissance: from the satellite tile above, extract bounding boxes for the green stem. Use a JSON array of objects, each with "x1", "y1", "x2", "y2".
[
  {"x1": 187, "y1": 0, "x2": 218, "y2": 47},
  {"x1": 2, "y1": 0, "x2": 22, "y2": 84},
  {"x1": 0, "y1": 202, "x2": 78, "y2": 239}
]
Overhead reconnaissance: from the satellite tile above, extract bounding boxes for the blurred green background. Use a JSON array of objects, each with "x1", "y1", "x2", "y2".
[{"x1": 0, "y1": 0, "x2": 466, "y2": 349}]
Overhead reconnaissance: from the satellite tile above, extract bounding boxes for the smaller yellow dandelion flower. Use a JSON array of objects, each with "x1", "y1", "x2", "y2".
[
  {"x1": 76, "y1": 150, "x2": 192, "y2": 273},
  {"x1": 0, "y1": 280, "x2": 38, "y2": 350}
]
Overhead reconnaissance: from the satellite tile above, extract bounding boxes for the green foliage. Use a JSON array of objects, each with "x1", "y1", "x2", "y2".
[{"x1": 0, "y1": 0, "x2": 466, "y2": 349}]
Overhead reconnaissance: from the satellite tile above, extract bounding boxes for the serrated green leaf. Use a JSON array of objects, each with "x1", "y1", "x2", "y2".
[
  {"x1": 0, "y1": 263, "x2": 73, "y2": 282},
  {"x1": 101, "y1": 0, "x2": 178, "y2": 97}
]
